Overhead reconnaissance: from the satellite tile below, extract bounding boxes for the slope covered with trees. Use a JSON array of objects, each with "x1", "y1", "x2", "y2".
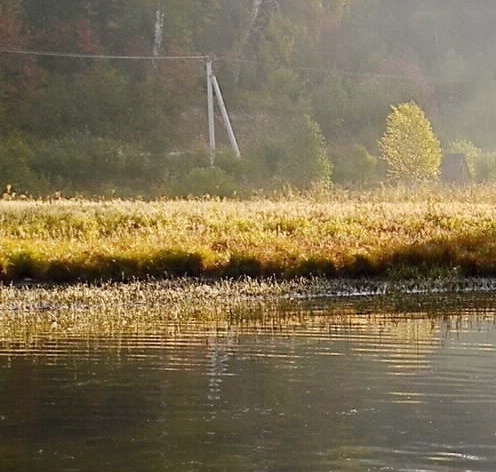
[{"x1": 1, "y1": 0, "x2": 495, "y2": 196}]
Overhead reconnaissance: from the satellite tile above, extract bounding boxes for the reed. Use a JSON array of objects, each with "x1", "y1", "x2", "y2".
[
  {"x1": 1, "y1": 277, "x2": 496, "y2": 342},
  {"x1": 2, "y1": 183, "x2": 496, "y2": 282}
]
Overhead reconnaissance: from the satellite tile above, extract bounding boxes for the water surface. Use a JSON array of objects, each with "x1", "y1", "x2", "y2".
[{"x1": 1, "y1": 297, "x2": 496, "y2": 471}]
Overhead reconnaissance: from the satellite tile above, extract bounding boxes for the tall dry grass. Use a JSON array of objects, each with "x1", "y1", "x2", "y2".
[{"x1": 1, "y1": 183, "x2": 496, "y2": 282}]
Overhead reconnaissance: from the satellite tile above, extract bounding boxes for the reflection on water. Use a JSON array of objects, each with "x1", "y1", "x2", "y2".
[{"x1": 1, "y1": 296, "x2": 496, "y2": 471}]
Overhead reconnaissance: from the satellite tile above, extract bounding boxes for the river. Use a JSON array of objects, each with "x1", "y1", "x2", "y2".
[{"x1": 1, "y1": 294, "x2": 496, "y2": 471}]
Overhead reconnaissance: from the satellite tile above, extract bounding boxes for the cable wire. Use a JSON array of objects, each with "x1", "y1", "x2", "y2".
[
  {"x1": 0, "y1": 47, "x2": 475, "y2": 84},
  {"x1": 0, "y1": 48, "x2": 208, "y2": 61}
]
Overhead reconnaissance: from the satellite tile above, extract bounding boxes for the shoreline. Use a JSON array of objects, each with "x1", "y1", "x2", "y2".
[
  {"x1": 1, "y1": 276, "x2": 496, "y2": 341},
  {"x1": 3, "y1": 274, "x2": 496, "y2": 307}
]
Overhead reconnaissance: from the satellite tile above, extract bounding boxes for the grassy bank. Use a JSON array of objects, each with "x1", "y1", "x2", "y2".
[{"x1": 2, "y1": 184, "x2": 496, "y2": 283}]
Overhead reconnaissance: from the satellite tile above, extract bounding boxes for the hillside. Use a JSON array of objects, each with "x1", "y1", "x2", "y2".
[{"x1": 1, "y1": 1, "x2": 496, "y2": 196}]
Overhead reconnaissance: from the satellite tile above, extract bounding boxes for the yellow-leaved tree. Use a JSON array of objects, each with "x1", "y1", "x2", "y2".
[{"x1": 378, "y1": 101, "x2": 442, "y2": 182}]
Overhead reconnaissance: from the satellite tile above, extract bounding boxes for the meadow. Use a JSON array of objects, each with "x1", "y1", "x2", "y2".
[{"x1": 1, "y1": 184, "x2": 496, "y2": 283}]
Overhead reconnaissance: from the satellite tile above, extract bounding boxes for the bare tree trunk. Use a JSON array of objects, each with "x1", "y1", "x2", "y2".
[
  {"x1": 232, "y1": 0, "x2": 263, "y2": 87},
  {"x1": 152, "y1": 5, "x2": 165, "y2": 65}
]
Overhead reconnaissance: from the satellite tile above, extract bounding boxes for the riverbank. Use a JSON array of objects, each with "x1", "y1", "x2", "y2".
[{"x1": 2, "y1": 184, "x2": 496, "y2": 283}]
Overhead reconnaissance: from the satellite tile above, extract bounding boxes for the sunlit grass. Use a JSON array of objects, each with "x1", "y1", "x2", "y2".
[
  {"x1": 2, "y1": 183, "x2": 496, "y2": 282},
  {"x1": 2, "y1": 183, "x2": 496, "y2": 342}
]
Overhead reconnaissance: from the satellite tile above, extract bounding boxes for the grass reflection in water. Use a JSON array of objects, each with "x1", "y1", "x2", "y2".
[{"x1": 0, "y1": 276, "x2": 495, "y2": 343}]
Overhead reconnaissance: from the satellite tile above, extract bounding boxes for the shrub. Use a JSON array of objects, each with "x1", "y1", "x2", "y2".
[
  {"x1": 177, "y1": 166, "x2": 237, "y2": 197},
  {"x1": 32, "y1": 133, "x2": 160, "y2": 194},
  {"x1": 243, "y1": 137, "x2": 285, "y2": 188},
  {"x1": 0, "y1": 133, "x2": 45, "y2": 194},
  {"x1": 332, "y1": 144, "x2": 379, "y2": 185}
]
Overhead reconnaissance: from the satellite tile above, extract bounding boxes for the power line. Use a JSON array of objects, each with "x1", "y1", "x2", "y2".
[
  {"x1": 0, "y1": 48, "x2": 208, "y2": 61},
  {"x1": 223, "y1": 57, "x2": 478, "y2": 85},
  {"x1": 0, "y1": 47, "x2": 476, "y2": 85}
]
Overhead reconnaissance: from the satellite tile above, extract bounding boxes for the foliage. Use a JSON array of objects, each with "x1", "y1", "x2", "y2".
[
  {"x1": 310, "y1": 75, "x2": 350, "y2": 138},
  {"x1": 25, "y1": 69, "x2": 129, "y2": 136},
  {"x1": 3, "y1": 2, "x2": 496, "y2": 195},
  {"x1": 32, "y1": 134, "x2": 162, "y2": 196},
  {"x1": 243, "y1": 137, "x2": 285, "y2": 188},
  {"x1": 277, "y1": 114, "x2": 332, "y2": 188},
  {"x1": 0, "y1": 1, "x2": 42, "y2": 126},
  {"x1": 176, "y1": 166, "x2": 238, "y2": 197},
  {"x1": 241, "y1": 113, "x2": 332, "y2": 190},
  {"x1": 332, "y1": 145, "x2": 379, "y2": 185},
  {"x1": 378, "y1": 102, "x2": 442, "y2": 182},
  {"x1": 471, "y1": 151, "x2": 496, "y2": 183},
  {"x1": 0, "y1": 134, "x2": 45, "y2": 193},
  {"x1": 444, "y1": 139, "x2": 496, "y2": 183},
  {"x1": 446, "y1": 140, "x2": 480, "y2": 177}
]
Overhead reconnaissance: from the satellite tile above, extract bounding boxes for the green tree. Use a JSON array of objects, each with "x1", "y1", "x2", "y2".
[
  {"x1": 0, "y1": 1, "x2": 42, "y2": 128},
  {"x1": 378, "y1": 101, "x2": 442, "y2": 182},
  {"x1": 279, "y1": 114, "x2": 332, "y2": 188},
  {"x1": 0, "y1": 134, "x2": 40, "y2": 192}
]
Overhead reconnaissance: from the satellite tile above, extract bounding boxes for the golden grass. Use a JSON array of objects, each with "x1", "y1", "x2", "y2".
[{"x1": 2, "y1": 183, "x2": 496, "y2": 282}]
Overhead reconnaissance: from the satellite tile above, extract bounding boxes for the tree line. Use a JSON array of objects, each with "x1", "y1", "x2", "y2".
[{"x1": 1, "y1": 0, "x2": 496, "y2": 197}]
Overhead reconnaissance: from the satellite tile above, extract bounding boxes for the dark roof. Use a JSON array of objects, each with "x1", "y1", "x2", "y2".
[{"x1": 440, "y1": 153, "x2": 472, "y2": 183}]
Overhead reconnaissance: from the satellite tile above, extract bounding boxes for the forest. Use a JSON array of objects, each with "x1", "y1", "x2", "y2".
[{"x1": 1, "y1": 0, "x2": 496, "y2": 197}]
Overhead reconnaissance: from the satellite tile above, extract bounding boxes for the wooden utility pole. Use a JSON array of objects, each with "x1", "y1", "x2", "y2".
[
  {"x1": 206, "y1": 57, "x2": 216, "y2": 165},
  {"x1": 211, "y1": 75, "x2": 241, "y2": 158},
  {"x1": 206, "y1": 57, "x2": 241, "y2": 162}
]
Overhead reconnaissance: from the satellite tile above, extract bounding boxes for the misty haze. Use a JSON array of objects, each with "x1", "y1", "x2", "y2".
[{"x1": 3, "y1": 2, "x2": 496, "y2": 472}]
